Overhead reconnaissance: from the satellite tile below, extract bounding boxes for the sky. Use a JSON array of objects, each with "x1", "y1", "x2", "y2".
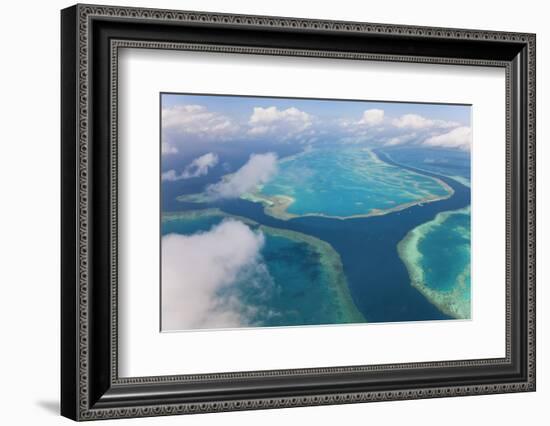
[
  {"x1": 162, "y1": 93, "x2": 470, "y2": 124},
  {"x1": 161, "y1": 93, "x2": 472, "y2": 156}
]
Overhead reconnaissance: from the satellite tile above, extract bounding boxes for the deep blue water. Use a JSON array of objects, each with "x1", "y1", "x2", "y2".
[
  {"x1": 165, "y1": 148, "x2": 470, "y2": 323},
  {"x1": 382, "y1": 146, "x2": 471, "y2": 181}
]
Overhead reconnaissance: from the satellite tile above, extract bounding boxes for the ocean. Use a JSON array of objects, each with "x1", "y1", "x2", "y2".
[{"x1": 162, "y1": 146, "x2": 471, "y2": 325}]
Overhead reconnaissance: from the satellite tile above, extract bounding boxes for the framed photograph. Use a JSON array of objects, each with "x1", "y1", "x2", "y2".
[{"x1": 61, "y1": 4, "x2": 536, "y2": 421}]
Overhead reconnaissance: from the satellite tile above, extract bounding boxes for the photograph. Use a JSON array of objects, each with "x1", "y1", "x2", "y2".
[{"x1": 160, "y1": 93, "x2": 472, "y2": 331}]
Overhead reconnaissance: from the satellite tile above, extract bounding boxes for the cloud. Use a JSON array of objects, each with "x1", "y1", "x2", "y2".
[
  {"x1": 423, "y1": 126, "x2": 472, "y2": 150},
  {"x1": 162, "y1": 220, "x2": 266, "y2": 330},
  {"x1": 161, "y1": 142, "x2": 178, "y2": 155},
  {"x1": 337, "y1": 109, "x2": 385, "y2": 141},
  {"x1": 248, "y1": 106, "x2": 313, "y2": 138},
  {"x1": 206, "y1": 152, "x2": 278, "y2": 199},
  {"x1": 384, "y1": 133, "x2": 418, "y2": 146},
  {"x1": 339, "y1": 109, "x2": 385, "y2": 129},
  {"x1": 392, "y1": 113, "x2": 458, "y2": 130},
  {"x1": 162, "y1": 104, "x2": 239, "y2": 141},
  {"x1": 162, "y1": 152, "x2": 219, "y2": 181},
  {"x1": 358, "y1": 109, "x2": 385, "y2": 126}
]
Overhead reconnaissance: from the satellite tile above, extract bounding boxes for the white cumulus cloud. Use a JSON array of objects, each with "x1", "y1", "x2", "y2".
[
  {"x1": 162, "y1": 152, "x2": 219, "y2": 181},
  {"x1": 161, "y1": 220, "x2": 266, "y2": 330},
  {"x1": 358, "y1": 109, "x2": 385, "y2": 126},
  {"x1": 392, "y1": 113, "x2": 458, "y2": 130},
  {"x1": 161, "y1": 141, "x2": 178, "y2": 155},
  {"x1": 423, "y1": 126, "x2": 472, "y2": 151},
  {"x1": 248, "y1": 106, "x2": 313, "y2": 138},
  {"x1": 162, "y1": 104, "x2": 239, "y2": 141},
  {"x1": 206, "y1": 153, "x2": 278, "y2": 199},
  {"x1": 384, "y1": 133, "x2": 418, "y2": 146},
  {"x1": 338, "y1": 109, "x2": 385, "y2": 141}
]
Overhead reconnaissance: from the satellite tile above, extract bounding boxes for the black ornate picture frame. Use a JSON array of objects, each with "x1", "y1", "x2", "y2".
[{"x1": 61, "y1": 4, "x2": 536, "y2": 421}]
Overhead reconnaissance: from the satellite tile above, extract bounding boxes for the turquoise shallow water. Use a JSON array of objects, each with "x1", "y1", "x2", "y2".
[
  {"x1": 258, "y1": 147, "x2": 451, "y2": 218},
  {"x1": 421, "y1": 210, "x2": 470, "y2": 292},
  {"x1": 162, "y1": 211, "x2": 364, "y2": 328},
  {"x1": 398, "y1": 206, "x2": 471, "y2": 318}
]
